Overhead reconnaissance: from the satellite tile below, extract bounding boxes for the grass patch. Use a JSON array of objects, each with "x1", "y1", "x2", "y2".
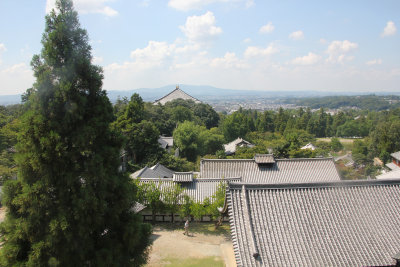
[{"x1": 164, "y1": 256, "x2": 224, "y2": 267}]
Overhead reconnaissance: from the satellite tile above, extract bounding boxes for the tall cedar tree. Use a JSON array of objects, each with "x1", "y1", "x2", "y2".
[{"x1": 0, "y1": 1, "x2": 151, "y2": 266}]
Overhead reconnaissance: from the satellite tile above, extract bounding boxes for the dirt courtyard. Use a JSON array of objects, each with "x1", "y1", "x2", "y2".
[
  {"x1": 146, "y1": 223, "x2": 236, "y2": 267},
  {"x1": 0, "y1": 209, "x2": 236, "y2": 266}
]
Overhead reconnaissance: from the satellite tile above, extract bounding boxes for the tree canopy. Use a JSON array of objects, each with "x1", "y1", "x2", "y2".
[{"x1": 0, "y1": 1, "x2": 151, "y2": 265}]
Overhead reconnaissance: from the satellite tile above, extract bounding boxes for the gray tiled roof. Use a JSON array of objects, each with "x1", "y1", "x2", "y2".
[
  {"x1": 376, "y1": 169, "x2": 400, "y2": 179},
  {"x1": 154, "y1": 88, "x2": 201, "y2": 105},
  {"x1": 130, "y1": 164, "x2": 174, "y2": 179},
  {"x1": 227, "y1": 180, "x2": 400, "y2": 267},
  {"x1": 158, "y1": 136, "x2": 174, "y2": 149},
  {"x1": 386, "y1": 162, "x2": 400, "y2": 171},
  {"x1": 173, "y1": 172, "x2": 193, "y2": 182},
  {"x1": 139, "y1": 177, "x2": 241, "y2": 203},
  {"x1": 150, "y1": 163, "x2": 174, "y2": 178},
  {"x1": 254, "y1": 154, "x2": 275, "y2": 164},
  {"x1": 391, "y1": 151, "x2": 400, "y2": 161},
  {"x1": 200, "y1": 157, "x2": 341, "y2": 183}
]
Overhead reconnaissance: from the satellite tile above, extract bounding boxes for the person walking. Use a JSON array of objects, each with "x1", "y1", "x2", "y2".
[{"x1": 184, "y1": 219, "x2": 189, "y2": 236}]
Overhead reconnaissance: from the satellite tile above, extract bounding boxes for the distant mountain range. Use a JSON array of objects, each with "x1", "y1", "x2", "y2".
[{"x1": 1, "y1": 85, "x2": 399, "y2": 105}]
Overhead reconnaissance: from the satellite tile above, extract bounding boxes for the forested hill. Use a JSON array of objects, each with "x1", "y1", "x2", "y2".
[{"x1": 285, "y1": 95, "x2": 400, "y2": 111}]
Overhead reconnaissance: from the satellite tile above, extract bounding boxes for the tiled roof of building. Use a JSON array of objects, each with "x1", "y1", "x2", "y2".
[
  {"x1": 254, "y1": 154, "x2": 275, "y2": 164},
  {"x1": 139, "y1": 177, "x2": 241, "y2": 203},
  {"x1": 158, "y1": 136, "x2": 174, "y2": 149},
  {"x1": 173, "y1": 172, "x2": 193, "y2": 182},
  {"x1": 386, "y1": 162, "x2": 400, "y2": 171},
  {"x1": 130, "y1": 164, "x2": 174, "y2": 179},
  {"x1": 391, "y1": 151, "x2": 400, "y2": 161},
  {"x1": 226, "y1": 180, "x2": 400, "y2": 267},
  {"x1": 200, "y1": 157, "x2": 341, "y2": 183},
  {"x1": 223, "y1": 137, "x2": 254, "y2": 155},
  {"x1": 301, "y1": 142, "x2": 316, "y2": 150},
  {"x1": 377, "y1": 169, "x2": 400, "y2": 180},
  {"x1": 150, "y1": 163, "x2": 174, "y2": 178},
  {"x1": 154, "y1": 87, "x2": 201, "y2": 105}
]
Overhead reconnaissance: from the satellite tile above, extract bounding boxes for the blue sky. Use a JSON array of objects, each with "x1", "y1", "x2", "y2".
[{"x1": 0, "y1": 0, "x2": 399, "y2": 95}]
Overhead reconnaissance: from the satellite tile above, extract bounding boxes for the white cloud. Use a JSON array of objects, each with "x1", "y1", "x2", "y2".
[
  {"x1": 168, "y1": 0, "x2": 252, "y2": 11},
  {"x1": 244, "y1": 44, "x2": 278, "y2": 57},
  {"x1": 326, "y1": 40, "x2": 358, "y2": 63},
  {"x1": 381, "y1": 21, "x2": 397, "y2": 37},
  {"x1": 0, "y1": 63, "x2": 34, "y2": 95},
  {"x1": 366, "y1": 59, "x2": 382, "y2": 66},
  {"x1": 102, "y1": 41, "x2": 400, "y2": 94},
  {"x1": 46, "y1": 0, "x2": 118, "y2": 17},
  {"x1": 292, "y1": 52, "x2": 321, "y2": 65},
  {"x1": 210, "y1": 52, "x2": 248, "y2": 69},
  {"x1": 259, "y1": 22, "x2": 274, "y2": 34},
  {"x1": 129, "y1": 41, "x2": 177, "y2": 69},
  {"x1": 0, "y1": 43, "x2": 6, "y2": 65},
  {"x1": 180, "y1": 11, "x2": 222, "y2": 45},
  {"x1": 289, "y1": 30, "x2": 304, "y2": 40}
]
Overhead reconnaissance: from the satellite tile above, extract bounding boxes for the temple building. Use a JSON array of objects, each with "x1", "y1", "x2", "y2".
[{"x1": 153, "y1": 85, "x2": 201, "y2": 105}]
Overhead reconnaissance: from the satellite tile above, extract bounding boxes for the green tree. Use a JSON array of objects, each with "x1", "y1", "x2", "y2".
[
  {"x1": 179, "y1": 195, "x2": 193, "y2": 220},
  {"x1": 142, "y1": 182, "x2": 165, "y2": 224},
  {"x1": 125, "y1": 120, "x2": 161, "y2": 165},
  {"x1": 164, "y1": 183, "x2": 183, "y2": 223},
  {"x1": 352, "y1": 140, "x2": 369, "y2": 165},
  {"x1": 221, "y1": 111, "x2": 250, "y2": 141},
  {"x1": 171, "y1": 106, "x2": 193, "y2": 123},
  {"x1": 193, "y1": 103, "x2": 220, "y2": 129},
  {"x1": 206, "y1": 181, "x2": 227, "y2": 228},
  {"x1": 199, "y1": 128, "x2": 224, "y2": 155},
  {"x1": 173, "y1": 121, "x2": 203, "y2": 161},
  {"x1": 0, "y1": 1, "x2": 151, "y2": 265},
  {"x1": 331, "y1": 137, "x2": 344, "y2": 152}
]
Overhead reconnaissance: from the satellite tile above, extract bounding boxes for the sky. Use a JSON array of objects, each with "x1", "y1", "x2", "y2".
[{"x1": 0, "y1": 0, "x2": 399, "y2": 95}]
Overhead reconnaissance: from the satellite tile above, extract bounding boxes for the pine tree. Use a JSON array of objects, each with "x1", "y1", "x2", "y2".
[{"x1": 0, "y1": 1, "x2": 151, "y2": 266}]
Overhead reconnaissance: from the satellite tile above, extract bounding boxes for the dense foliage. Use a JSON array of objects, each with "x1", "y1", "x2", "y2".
[
  {"x1": 285, "y1": 95, "x2": 400, "y2": 111},
  {"x1": 0, "y1": 1, "x2": 151, "y2": 265},
  {"x1": 135, "y1": 180, "x2": 227, "y2": 225}
]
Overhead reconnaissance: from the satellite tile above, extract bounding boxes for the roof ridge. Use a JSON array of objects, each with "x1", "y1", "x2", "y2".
[{"x1": 201, "y1": 157, "x2": 334, "y2": 162}]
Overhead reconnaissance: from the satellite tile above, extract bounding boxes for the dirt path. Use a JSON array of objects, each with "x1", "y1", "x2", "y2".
[{"x1": 146, "y1": 224, "x2": 236, "y2": 267}]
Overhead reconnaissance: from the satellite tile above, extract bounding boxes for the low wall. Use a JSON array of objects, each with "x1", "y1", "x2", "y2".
[{"x1": 140, "y1": 209, "x2": 229, "y2": 223}]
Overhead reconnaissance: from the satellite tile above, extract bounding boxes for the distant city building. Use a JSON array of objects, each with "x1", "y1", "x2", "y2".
[
  {"x1": 224, "y1": 137, "x2": 255, "y2": 155},
  {"x1": 153, "y1": 85, "x2": 201, "y2": 105}
]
